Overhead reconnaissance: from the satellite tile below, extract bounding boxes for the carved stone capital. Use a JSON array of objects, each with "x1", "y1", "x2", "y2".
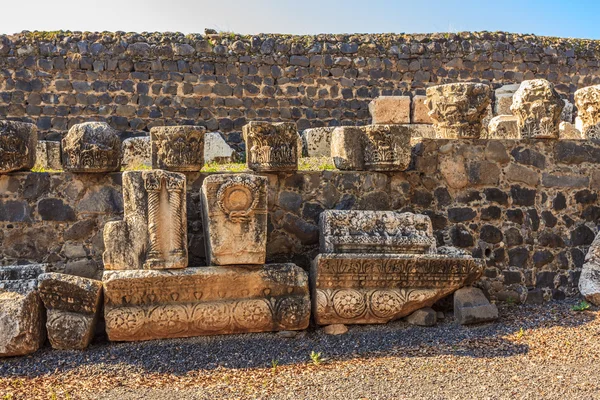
[
  {"x1": 0, "y1": 120, "x2": 37, "y2": 173},
  {"x1": 61, "y1": 122, "x2": 121, "y2": 172},
  {"x1": 574, "y1": 85, "x2": 600, "y2": 139},
  {"x1": 150, "y1": 126, "x2": 206, "y2": 171},
  {"x1": 510, "y1": 79, "x2": 564, "y2": 139},
  {"x1": 243, "y1": 121, "x2": 299, "y2": 172}
]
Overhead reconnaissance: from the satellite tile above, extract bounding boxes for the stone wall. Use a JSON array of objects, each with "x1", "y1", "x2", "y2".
[
  {"x1": 1, "y1": 138, "x2": 598, "y2": 302},
  {"x1": 1, "y1": 31, "x2": 600, "y2": 152}
]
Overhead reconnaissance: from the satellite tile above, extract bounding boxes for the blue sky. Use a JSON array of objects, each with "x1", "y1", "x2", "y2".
[{"x1": 2, "y1": 0, "x2": 600, "y2": 39}]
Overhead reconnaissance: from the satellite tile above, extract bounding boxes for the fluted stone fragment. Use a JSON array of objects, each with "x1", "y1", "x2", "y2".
[{"x1": 510, "y1": 79, "x2": 563, "y2": 139}]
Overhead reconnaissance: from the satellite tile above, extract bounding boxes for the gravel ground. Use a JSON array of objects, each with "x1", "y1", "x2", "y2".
[{"x1": 1, "y1": 299, "x2": 599, "y2": 399}]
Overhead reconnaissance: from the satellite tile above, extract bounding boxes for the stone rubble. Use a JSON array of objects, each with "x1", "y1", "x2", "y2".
[{"x1": 453, "y1": 287, "x2": 499, "y2": 325}]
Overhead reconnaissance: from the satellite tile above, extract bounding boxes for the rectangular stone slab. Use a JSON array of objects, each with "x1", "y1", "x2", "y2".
[
  {"x1": 311, "y1": 254, "x2": 482, "y2": 325},
  {"x1": 103, "y1": 264, "x2": 310, "y2": 341},
  {"x1": 201, "y1": 174, "x2": 268, "y2": 265}
]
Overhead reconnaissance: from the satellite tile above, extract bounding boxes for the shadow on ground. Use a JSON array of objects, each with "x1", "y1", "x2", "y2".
[{"x1": 0, "y1": 299, "x2": 595, "y2": 377}]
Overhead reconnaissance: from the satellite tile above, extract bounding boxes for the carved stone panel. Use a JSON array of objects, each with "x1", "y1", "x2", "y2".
[
  {"x1": 61, "y1": 122, "x2": 121, "y2": 172},
  {"x1": 425, "y1": 83, "x2": 491, "y2": 139},
  {"x1": 510, "y1": 79, "x2": 564, "y2": 139},
  {"x1": 0, "y1": 264, "x2": 46, "y2": 357},
  {"x1": 574, "y1": 85, "x2": 600, "y2": 139},
  {"x1": 319, "y1": 210, "x2": 437, "y2": 254},
  {"x1": 311, "y1": 253, "x2": 482, "y2": 325},
  {"x1": 331, "y1": 125, "x2": 411, "y2": 171},
  {"x1": 150, "y1": 126, "x2": 206, "y2": 171},
  {"x1": 201, "y1": 174, "x2": 268, "y2": 265},
  {"x1": 102, "y1": 264, "x2": 310, "y2": 341},
  {"x1": 103, "y1": 170, "x2": 187, "y2": 270},
  {"x1": 38, "y1": 273, "x2": 102, "y2": 350},
  {"x1": 485, "y1": 115, "x2": 520, "y2": 139},
  {"x1": 0, "y1": 120, "x2": 37, "y2": 173},
  {"x1": 243, "y1": 121, "x2": 299, "y2": 172}
]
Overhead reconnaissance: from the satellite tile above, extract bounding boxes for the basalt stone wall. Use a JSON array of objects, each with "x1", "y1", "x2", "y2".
[
  {"x1": 1, "y1": 31, "x2": 600, "y2": 152},
  {"x1": 0, "y1": 138, "x2": 598, "y2": 302}
]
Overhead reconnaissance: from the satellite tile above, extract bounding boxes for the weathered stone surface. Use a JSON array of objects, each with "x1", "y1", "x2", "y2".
[
  {"x1": 302, "y1": 127, "x2": 334, "y2": 157},
  {"x1": 406, "y1": 307, "x2": 437, "y2": 326},
  {"x1": 368, "y1": 96, "x2": 410, "y2": 124},
  {"x1": 493, "y1": 83, "x2": 520, "y2": 116},
  {"x1": 201, "y1": 174, "x2": 267, "y2": 265},
  {"x1": 311, "y1": 253, "x2": 482, "y2": 325},
  {"x1": 403, "y1": 124, "x2": 436, "y2": 138},
  {"x1": 412, "y1": 95, "x2": 433, "y2": 124},
  {"x1": 320, "y1": 210, "x2": 437, "y2": 254},
  {"x1": 561, "y1": 99, "x2": 574, "y2": 123},
  {"x1": 559, "y1": 122, "x2": 583, "y2": 140},
  {"x1": 103, "y1": 170, "x2": 187, "y2": 270},
  {"x1": 453, "y1": 287, "x2": 498, "y2": 325},
  {"x1": 579, "y1": 232, "x2": 600, "y2": 305},
  {"x1": 426, "y1": 83, "x2": 491, "y2": 139},
  {"x1": 35, "y1": 140, "x2": 61, "y2": 170},
  {"x1": 121, "y1": 136, "x2": 151, "y2": 168},
  {"x1": 38, "y1": 272, "x2": 102, "y2": 350},
  {"x1": 103, "y1": 264, "x2": 310, "y2": 341},
  {"x1": 331, "y1": 125, "x2": 411, "y2": 171},
  {"x1": 510, "y1": 79, "x2": 563, "y2": 139},
  {"x1": 204, "y1": 131, "x2": 235, "y2": 164},
  {"x1": 243, "y1": 121, "x2": 298, "y2": 172},
  {"x1": 0, "y1": 121, "x2": 37, "y2": 173},
  {"x1": 151, "y1": 126, "x2": 205, "y2": 171},
  {"x1": 0, "y1": 264, "x2": 46, "y2": 357},
  {"x1": 485, "y1": 115, "x2": 519, "y2": 139},
  {"x1": 574, "y1": 85, "x2": 600, "y2": 139},
  {"x1": 62, "y1": 122, "x2": 121, "y2": 172},
  {"x1": 323, "y1": 324, "x2": 348, "y2": 335}
]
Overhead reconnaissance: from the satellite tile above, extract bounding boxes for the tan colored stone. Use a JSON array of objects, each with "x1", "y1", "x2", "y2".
[
  {"x1": 323, "y1": 324, "x2": 348, "y2": 335},
  {"x1": 439, "y1": 155, "x2": 468, "y2": 189},
  {"x1": 62, "y1": 122, "x2": 121, "y2": 172},
  {"x1": 302, "y1": 127, "x2": 334, "y2": 157},
  {"x1": 411, "y1": 95, "x2": 432, "y2": 124},
  {"x1": 103, "y1": 170, "x2": 187, "y2": 270},
  {"x1": 205, "y1": 131, "x2": 236, "y2": 164},
  {"x1": 103, "y1": 264, "x2": 310, "y2": 341},
  {"x1": 150, "y1": 126, "x2": 205, "y2": 171},
  {"x1": 402, "y1": 124, "x2": 436, "y2": 138},
  {"x1": 0, "y1": 120, "x2": 37, "y2": 173},
  {"x1": 559, "y1": 122, "x2": 583, "y2": 140},
  {"x1": 369, "y1": 96, "x2": 411, "y2": 124},
  {"x1": 580, "y1": 232, "x2": 600, "y2": 305},
  {"x1": 0, "y1": 264, "x2": 47, "y2": 357},
  {"x1": 574, "y1": 85, "x2": 600, "y2": 138},
  {"x1": 35, "y1": 140, "x2": 62, "y2": 170},
  {"x1": 331, "y1": 125, "x2": 411, "y2": 171},
  {"x1": 243, "y1": 121, "x2": 298, "y2": 172},
  {"x1": 121, "y1": 136, "x2": 151, "y2": 169},
  {"x1": 493, "y1": 84, "x2": 520, "y2": 115},
  {"x1": 201, "y1": 174, "x2": 268, "y2": 265},
  {"x1": 510, "y1": 79, "x2": 563, "y2": 139},
  {"x1": 504, "y1": 164, "x2": 539, "y2": 186},
  {"x1": 485, "y1": 115, "x2": 520, "y2": 139},
  {"x1": 426, "y1": 83, "x2": 491, "y2": 139},
  {"x1": 38, "y1": 273, "x2": 102, "y2": 350}
]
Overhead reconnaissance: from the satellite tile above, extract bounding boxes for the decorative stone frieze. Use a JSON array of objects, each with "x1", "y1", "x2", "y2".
[
  {"x1": 103, "y1": 170, "x2": 187, "y2": 270},
  {"x1": 510, "y1": 79, "x2": 564, "y2": 139},
  {"x1": 574, "y1": 85, "x2": 600, "y2": 139},
  {"x1": 426, "y1": 83, "x2": 491, "y2": 139},
  {"x1": 243, "y1": 121, "x2": 299, "y2": 172},
  {"x1": 368, "y1": 96, "x2": 411, "y2": 124},
  {"x1": 150, "y1": 125, "x2": 206, "y2": 171},
  {"x1": 330, "y1": 125, "x2": 411, "y2": 171},
  {"x1": 37, "y1": 273, "x2": 102, "y2": 350},
  {"x1": 0, "y1": 120, "x2": 37, "y2": 173},
  {"x1": 319, "y1": 210, "x2": 437, "y2": 254},
  {"x1": 61, "y1": 122, "x2": 121, "y2": 172},
  {"x1": 0, "y1": 264, "x2": 46, "y2": 357},
  {"x1": 201, "y1": 174, "x2": 268, "y2": 265},
  {"x1": 485, "y1": 115, "x2": 520, "y2": 139},
  {"x1": 102, "y1": 264, "x2": 310, "y2": 341}
]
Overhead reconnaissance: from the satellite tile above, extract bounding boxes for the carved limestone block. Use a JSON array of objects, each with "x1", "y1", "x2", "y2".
[
  {"x1": 319, "y1": 210, "x2": 437, "y2": 254},
  {"x1": 150, "y1": 126, "x2": 206, "y2": 171},
  {"x1": 61, "y1": 122, "x2": 121, "y2": 172},
  {"x1": 201, "y1": 174, "x2": 268, "y2": 265},
  {"x1": 484, "y1": 115, "x2": 520, "y2": 139},
  {"x1": 103, "y1": 170, "x2": 187, "y2": 270},
  {"x1": 0, "y1": 264, "x2": 47, "y2": 357},
  {"x1": 102, "y1": 264, "x2": 310, "y2": 341},
  {"x1": 35, "y1": 140, "x2": 62, "y2": 170},
  {"x1": 0, "y1": 120, "x2": 37, "y2": 173},
  {"x1": 301, "y1": 127, "x2": 335, "y2": 157},
  {"x1": 121, "y1": 136, "x2": 151, "y2": 169},
  {"x1": 330, "y1": 125, "x2": 411, "y2": 171},
  {"x1": 574, "y1": 85, "x2": 600, "y2": 139},
  {"x1": 368, "y1": 96, "x2": 411, "y2": 124},
  {"x1": 243, "y1": 121, "x2": 299, "y2": 172},
  {"x1": 425, "y1": 83, "x2": 491, "y2": 139},
  {"x1": 311, "y1": 253, "x2": 482, "y2": 325},
  {"x1": 38, "y1": 273, "x2": 102, "y2": 350},
  {"x1": 510, "y1": 79, "x2": 564, "y2": 139}
]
